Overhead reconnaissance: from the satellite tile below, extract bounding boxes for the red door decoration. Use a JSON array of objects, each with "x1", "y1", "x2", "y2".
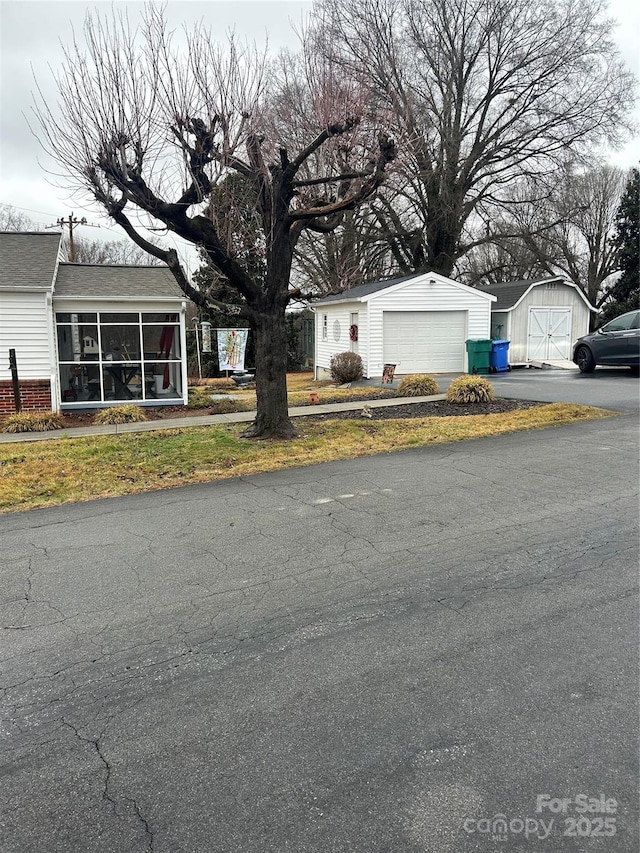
[{"x1": 349, "y1": 324, "x2": 358, "y2": 342}]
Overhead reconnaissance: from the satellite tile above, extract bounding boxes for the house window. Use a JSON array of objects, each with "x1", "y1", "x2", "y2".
[
  {"x1": 322, "y1": 314, "x2": 328, "y2": 340},
  {"x1": 56, "y1": 311, "x2": 182, "y2": 405}
]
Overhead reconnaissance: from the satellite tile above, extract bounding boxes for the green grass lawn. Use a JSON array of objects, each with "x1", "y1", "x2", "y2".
[{"x1": 0, "y1": 403, "x2": 612, "y2": 513}]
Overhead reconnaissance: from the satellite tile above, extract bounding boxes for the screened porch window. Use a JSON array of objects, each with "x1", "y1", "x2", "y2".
[{"x1": 56, "y1": 311, "x2": 182, "y2": 405}]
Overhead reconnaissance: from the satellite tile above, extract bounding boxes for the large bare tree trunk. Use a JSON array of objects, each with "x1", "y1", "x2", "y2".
[{"x1": 242, "y1": 309, "x2": 294, "y2": 439}]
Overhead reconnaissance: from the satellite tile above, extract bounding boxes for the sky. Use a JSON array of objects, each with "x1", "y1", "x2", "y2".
[{"x1": 0, "y1": 0, "x2": 638, "y2": 259}]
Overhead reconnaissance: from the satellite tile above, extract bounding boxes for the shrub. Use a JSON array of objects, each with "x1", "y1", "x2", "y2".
[
  {"x1": 3, "y1": 411, "x2": 65, "y2": 433},
  {"x1": 397, "y1": 374, "x2": 440, "y2": 397},
  {"x1": 93, "y1": 405, "x2": 148, "y2": 425},
  {"x1": 187, "y1": 388, "x2": 216, "y2": 409},
  {"x1": 446, "y1": 375, "x2": 496, "y2": 404},
  {"x1": 330, "y1": 351, "x2": 364, "y2": 384},
  {"x1": 187, "y1": 389, "x2": 251, "y2": 413}
]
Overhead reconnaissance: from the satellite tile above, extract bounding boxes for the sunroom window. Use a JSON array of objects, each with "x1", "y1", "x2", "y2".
[{"x1": 56, "y1": 311, "x2": 182, "y2": 405}]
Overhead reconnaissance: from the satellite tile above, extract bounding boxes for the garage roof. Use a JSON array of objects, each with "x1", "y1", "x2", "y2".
[{"x1": 313, "y1": 272, "x2": 495, "y2": 306}]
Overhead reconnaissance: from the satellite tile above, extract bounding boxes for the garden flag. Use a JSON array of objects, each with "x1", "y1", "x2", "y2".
[{"x1": 217, "y1": 329, "x2": 249, "y2": 371}]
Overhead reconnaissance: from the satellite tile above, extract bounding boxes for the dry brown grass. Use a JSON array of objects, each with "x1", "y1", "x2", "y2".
[{"x1": 0, "y1": 403, "x2": 611, "y2": 513}]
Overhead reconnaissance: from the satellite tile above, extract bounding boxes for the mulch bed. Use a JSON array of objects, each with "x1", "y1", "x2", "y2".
[{"x1": 299, "y1": 398, "x2": 542, "y2": 421}]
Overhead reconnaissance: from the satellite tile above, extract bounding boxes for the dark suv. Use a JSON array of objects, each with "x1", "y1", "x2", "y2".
[{"x1": 573, "y1": 310, "x2": 640, "y2": 373}]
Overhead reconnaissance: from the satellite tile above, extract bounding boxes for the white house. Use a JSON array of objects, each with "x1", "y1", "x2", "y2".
[
  {"x1": 476, "y1": 277, "x2": 596, "y2": 365},
  {"x1": 312, "y1": 272, "x2": 496, "y2": 378},
  {"x1": 0, "y1": 231, "x2": 188, "y2": 413}
]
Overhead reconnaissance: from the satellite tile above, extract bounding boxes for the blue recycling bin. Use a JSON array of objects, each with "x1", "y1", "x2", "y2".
[{"x1": 490, "y1": 340, "x2": 510, "y2": 372}]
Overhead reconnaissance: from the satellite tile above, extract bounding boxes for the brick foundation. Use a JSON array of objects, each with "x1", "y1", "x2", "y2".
[{"x1": 0, "y1": 379, "x2": 53, "y2": 414}]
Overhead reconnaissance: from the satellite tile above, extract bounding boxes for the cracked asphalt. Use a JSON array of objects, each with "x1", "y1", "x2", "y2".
[{"x1": 1, "y1": 410, "x2": 638, "y2": 851}]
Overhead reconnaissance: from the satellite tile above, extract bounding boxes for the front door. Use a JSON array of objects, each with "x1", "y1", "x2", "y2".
[
  {"x1": 527, "y1": 308, "x2": 572, "y2": 361},
  {"x1": 350, "y1": 312, "x2": 359, "y2": 354}
]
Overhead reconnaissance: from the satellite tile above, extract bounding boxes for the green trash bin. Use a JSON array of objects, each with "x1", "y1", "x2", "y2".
[{"x1": 465, "y1": 339, "x2": 492, "y2": 374}]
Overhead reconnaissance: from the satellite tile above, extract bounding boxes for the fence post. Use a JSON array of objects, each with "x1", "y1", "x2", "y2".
[{"x1": 9, "y1": 348, "x2": 21, "y2": 412}]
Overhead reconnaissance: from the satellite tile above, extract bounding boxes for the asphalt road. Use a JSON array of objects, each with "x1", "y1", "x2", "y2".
[{"x1": 1, "y1": 406, "x2": 638, "y2": 851}]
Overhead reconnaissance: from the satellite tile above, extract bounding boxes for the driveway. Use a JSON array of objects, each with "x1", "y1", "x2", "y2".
[
  {"x1": 471, "y1": 367, "x2": 640, "y2": 413},
  {"x1": 1, "y1": 415, "x2": 638, "y2": 852}
]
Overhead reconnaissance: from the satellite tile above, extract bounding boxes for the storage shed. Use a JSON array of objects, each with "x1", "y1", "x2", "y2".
[
  {"x1": 476, "y1": 276, "x2": 596, "y2": 365},
  {"x1": 312, "y1": 272, "x2": 495, "y2": 378}
]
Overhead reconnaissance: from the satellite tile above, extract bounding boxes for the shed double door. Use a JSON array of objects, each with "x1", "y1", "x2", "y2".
[{"x1": 527, "y1": 308, "x2": 572, "y2": 361}]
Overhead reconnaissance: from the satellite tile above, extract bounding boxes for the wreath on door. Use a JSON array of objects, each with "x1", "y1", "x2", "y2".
[{"x1": 349, "y1": 324, "x2": 358, "y2": 342}]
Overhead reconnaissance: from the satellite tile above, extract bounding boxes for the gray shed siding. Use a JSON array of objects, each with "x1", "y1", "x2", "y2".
[{"x1": 499, "y1": 284, "x2": 590, "y2": 363}]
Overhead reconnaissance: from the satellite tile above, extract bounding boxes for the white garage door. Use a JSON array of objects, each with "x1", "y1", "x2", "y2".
[{"x1": 383, "y1": 311, "x2": 467, "y2": 373}]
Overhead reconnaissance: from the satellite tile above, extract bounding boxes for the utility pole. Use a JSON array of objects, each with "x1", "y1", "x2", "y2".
[{"x1": 47, "y1": 213, "x2": 99, "y2": 261}]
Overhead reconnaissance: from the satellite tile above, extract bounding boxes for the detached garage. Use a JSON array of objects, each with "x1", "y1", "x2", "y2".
[
  {"x1": 313, "y1": 272, "x2": 495, "y2": 378},
  {"x1": 476, "y1": 277, "x2": 596, "y2": 365}
]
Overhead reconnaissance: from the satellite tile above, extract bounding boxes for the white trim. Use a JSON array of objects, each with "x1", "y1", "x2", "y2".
[
  {"x1": 497, "y1": 278, "x2": 596, "y2": 313},
  {"x1": 45, "y1": 292, "x2": 60, "y2": 412},
  {"x1": 180, "y1": 301, "x2": 188, "y2": 405},
  {"x1": 52, "y1": 295, "x2": 183, "y2": 303},
  {"x1": 0, "y1": 286, "x2": 52, "y2": 292}
]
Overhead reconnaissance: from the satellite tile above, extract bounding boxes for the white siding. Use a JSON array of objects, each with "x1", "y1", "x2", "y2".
[
  {"x1": 314, "y1": 302, "x2": 367, "y2": 377},
  {"x1": 504, "y1": 284, "x2": 591, "y2": 362},
  {"x1": 0, "y1": 291, "x2": 52, "y2": 379},
  {"x1": 368, "y1": 280, "x2": 491, "y2": 374}
]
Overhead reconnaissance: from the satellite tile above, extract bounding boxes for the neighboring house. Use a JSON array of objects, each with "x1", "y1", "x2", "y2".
[
  {"x1": 312, "y1": 272, "x2": 495, "y2": 378},
  {"x1": 476, "y1": 277, "x2": 596, "y2": 365},
  {"x1": 0, "y1": 231, "x2": 187, "y2": 413}
]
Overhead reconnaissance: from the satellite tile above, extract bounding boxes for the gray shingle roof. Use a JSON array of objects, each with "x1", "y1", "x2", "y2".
[
  {"x1": 54, "y1": 263, "x2": 184, "y2": 299},
  {"x1": 475, "y1": 277, "x2": 563, "y2": 311},
  {"x1": 313, "y1": 273, "x2": 420, "y2": 304},
  {"x1": 0, "y1": 231, "x2": 62, "y2": 289}
]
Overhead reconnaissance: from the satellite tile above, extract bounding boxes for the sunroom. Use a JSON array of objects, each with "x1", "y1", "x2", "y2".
[{"x1": 52, "y1": 264, "x2": 187, "y2": 409}]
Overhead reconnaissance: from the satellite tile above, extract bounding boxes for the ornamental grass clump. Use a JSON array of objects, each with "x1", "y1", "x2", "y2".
[
  {"x1": 330, "y1": 351, "x2": 364, "y2": 384},
  {"x1": 397, "y1": 374, "x2": 440, "y2": 397},
  {"x1": 93, "y1": 405, "x2": 148, "y2": 425},
  {"x1": 187, "y1": 388, "x2": 214, "y2": 409},
  {"x1": 446, "y1": 375, "x2": 496, "y2": 404},
  {"x1": 3, "y1": 411, "x2": 65, "y2": 433}
]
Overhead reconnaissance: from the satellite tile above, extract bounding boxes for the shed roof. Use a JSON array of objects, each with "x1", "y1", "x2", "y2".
[
  {"x1": 475, "y1": 276, "x2": 594, "y2": 312},
  {"x1": 53, "y1": 263, "x2": 183, "y2": 299},
  {"x1": 0, "y1": 231, "x2": 62, "y2": 290}
]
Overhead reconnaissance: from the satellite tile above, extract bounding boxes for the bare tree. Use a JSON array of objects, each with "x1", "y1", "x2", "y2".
[
  {"x1": 460, "y1": 165, "x2": 628, "y2": 316},
  {"x1": 32, "y1": 6, "x2": 394, "y2": 437},
  {"x1": 64, "y1": 235, "x2": 163, "y2": 266},
  {"x1": 312, "y1": 0, "x2": 636, "y2": 277},
  {"x1": 293, "y1": 206, "x2": 398, "y2": 295},
  {"x1": 0, "y1": 204, "x2": 37, "y2": 231}
]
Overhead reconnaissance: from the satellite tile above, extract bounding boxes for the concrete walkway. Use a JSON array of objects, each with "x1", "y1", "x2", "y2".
[{"x1": 0, "y1": 394, "x2": 448, "y2": 444}]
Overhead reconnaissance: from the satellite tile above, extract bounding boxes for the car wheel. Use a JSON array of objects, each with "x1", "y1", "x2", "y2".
[{"x1": 575, "y1": 346, "x2": 595, "y2": 373}]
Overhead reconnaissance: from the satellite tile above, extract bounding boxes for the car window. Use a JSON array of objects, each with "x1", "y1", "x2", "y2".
[
  {"x1": 601, "y1": 312, "x2": 636, "y2": 332},
  {"x1": 630, "y1": 312, "x2": 639, "y2": 330}
]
